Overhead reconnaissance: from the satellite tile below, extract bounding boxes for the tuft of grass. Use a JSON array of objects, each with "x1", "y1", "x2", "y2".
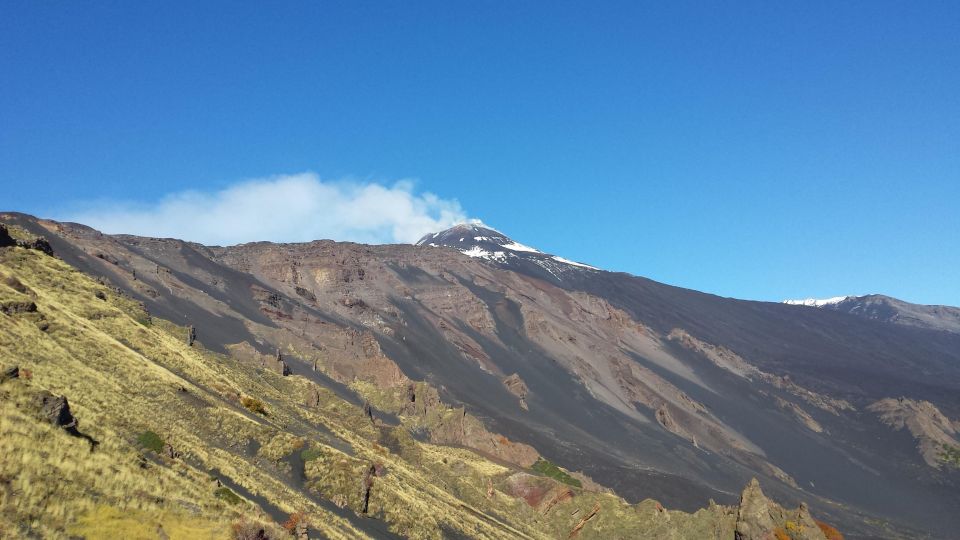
[
  {"x1": 214, "y1": 487, "x2": 243, "y2": 506},
  {"x1": 531, "y1": 458, "x2": 582, "y2": 488},
  {"x1": 137, "y1": 430, "x2": 165, "y2": 453},
  {"x1": 240, "y1": 396, "x2": 267, "y2": 416}
]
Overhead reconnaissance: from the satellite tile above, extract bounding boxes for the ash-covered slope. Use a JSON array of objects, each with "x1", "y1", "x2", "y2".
[
  {"x1": 785, "y1": 294, "x2": 960, "y2": 335},
  {"x1": 4, "y1": 212, "x2": 959, "y2": 538}
]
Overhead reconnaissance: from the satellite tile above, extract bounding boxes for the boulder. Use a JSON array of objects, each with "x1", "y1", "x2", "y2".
[
  {"x1": 0, "y1": 365, "x2": 19, "y2": 383},
  {"x1": 36, "y1": 391, "x2": 78, "y2": 429},
  {"x1": 303, "y1": 385, "x2": 322, "y2": 408},
  {"x1": 0, "y1": 224, "x2": 14, "y2": 248},
  {"x1": 22, "y1": 237, "x2": 53, "y2": 256}
]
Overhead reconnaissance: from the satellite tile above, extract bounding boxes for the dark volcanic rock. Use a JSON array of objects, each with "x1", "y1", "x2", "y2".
[
  {"x1": 360, "y1": 463, "x2": 376, "y2": 514},
  {"x1": 1, "y1": 365, "x2": 19, "y2": 383},
  {"x1": 1, "y1": 301, "x2": 38, "y2": 315},
  {"x1": 36, "y1": 391, "x2": 78, "y2": 429},
  {"x1": 0, "y1": 224, "x2": 14, "y2": 247},
  {"x1": 22, "y1": 237, "x2": 54, "y2": 256}
]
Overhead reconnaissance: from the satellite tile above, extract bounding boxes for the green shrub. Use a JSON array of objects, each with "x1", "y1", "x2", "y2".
[
  {"x1": 136, "y1": 430, "x2": 164, "y2": 453},
  {"x1": 941, "y1": 444, "x2": 960, "y2": 467},
  {"x1": 300, "y1": 447, "x2": 322, "y2": 462},
  {"x1": 214, "y1": 487, "x2": 243, "y2": 505},
  {"x1": 531, "y1": 458, "x2": 581, "y2": 488}
]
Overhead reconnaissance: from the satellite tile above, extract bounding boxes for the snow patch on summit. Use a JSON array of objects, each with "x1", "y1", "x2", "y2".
[
  {"x1": 783, "y1": 296, "x2": 853, "y2": 307},
  {"x1": 417, "y1": 222, "x2": 602, "y2": 274}
]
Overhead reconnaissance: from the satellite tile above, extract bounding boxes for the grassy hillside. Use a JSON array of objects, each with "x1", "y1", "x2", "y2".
[{"x1": 0, "y1": 242, "x2": 739, "y2": 539}]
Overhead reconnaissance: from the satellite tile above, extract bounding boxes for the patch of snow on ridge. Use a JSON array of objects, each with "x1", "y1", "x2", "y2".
[
  {"x1": 460, "y1": 246, "x2": 507, "y2": 263},
  {"x1": 501, "y1": 241, "x2": 541, "y2": 253},
  {"x1": 461, "y1": 246, "x2": 491, "y2": 258},
  {"x1": 551, "y1": 255, "x2": 599, "y2": 270},
  {"x1": 783, "y1": 296, "x2": 852, "y2": 307}
]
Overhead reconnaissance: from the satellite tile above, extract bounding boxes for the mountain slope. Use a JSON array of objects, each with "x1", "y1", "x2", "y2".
[
  {"x1": 0, "y1": 226, "x2": 783, "y2": 540},
  {"x1": 784, "y1": 294, "x2": 960, "y2": 335},
  {"x1": 3, "y1": 213, "x2": 958, "y2": 538}
]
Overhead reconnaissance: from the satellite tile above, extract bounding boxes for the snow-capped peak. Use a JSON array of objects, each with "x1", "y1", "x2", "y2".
[
  {"x1": 415, "y1": 223, "x2": 601, "y2": 277},
  {"x1": 782, "y1": 296, "x2": 853, "y2": 307}
]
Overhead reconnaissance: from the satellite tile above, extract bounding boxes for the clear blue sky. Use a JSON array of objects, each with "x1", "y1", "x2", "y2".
[{"x1": 2, "y1": 2, "x2": 958, "y2": 305}]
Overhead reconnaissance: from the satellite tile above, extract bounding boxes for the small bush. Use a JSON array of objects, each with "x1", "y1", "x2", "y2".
[
  {"x1": 531, "y1": 458, "x2": 582, "y2": 488},
  {"x1": 136, "y1": 430, "x2": 164, "y2": 453},
  {"x1": 231, "y1": 518, "x2": 267, "y2": 540},
  {"x1": 300, "y1": 447, "x2": 322, "y2": 462},
  {"x1": 215, "y1": 487, "x2": 243, "y2": 505},
  {"x1": 282, "y1": 511, "x2": 308, "y2": 533},
  {"x1": 816, "y1": 520, "x2": 845, "y2": 540},
  {"x1": 241, "y1": 396, "x2": 267, "y2": 415}
]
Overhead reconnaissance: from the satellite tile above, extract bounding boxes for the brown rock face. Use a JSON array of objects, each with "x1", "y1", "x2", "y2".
[
  {"x1": 502, "y1": 373, "x2": 529, "y2": 410},
  {"x1": 734, "y1": 478, "x2": 826, "y2": 540},
  {"x1": 735, "y1": 478, "x2": 778, "y2": 540},
  {"x1": 868, "y1": 397, "x2": 960, "y2": 468},
  {"x1": 502, "y1": 472, "x2": 556, "y2": 507},
  {"x1": 427, "y1": 407, "x2": 539, "y2": 467}
]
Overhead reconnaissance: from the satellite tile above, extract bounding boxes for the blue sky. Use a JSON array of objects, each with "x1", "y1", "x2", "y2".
[{"x1": 2, "y1": 2, "x2": 958, "y2": 305}]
